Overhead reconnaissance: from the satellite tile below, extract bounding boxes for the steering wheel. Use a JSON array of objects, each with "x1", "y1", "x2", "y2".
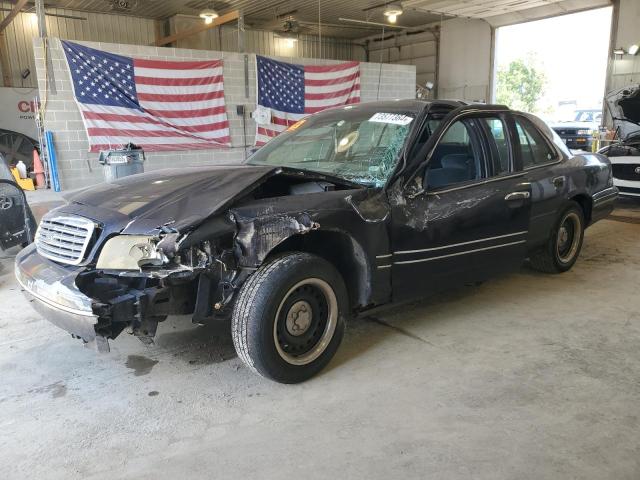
[{"x1": 0, "y1": 195, "x2": 14, "y2": 210}]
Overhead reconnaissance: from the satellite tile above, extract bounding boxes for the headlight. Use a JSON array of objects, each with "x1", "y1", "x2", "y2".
[
  {"x1": 577, "y1": 129, "x2": 591, "y2": 135},
  {"x1": 96, "y1": 235, "x2": 167, "y2": 270}
]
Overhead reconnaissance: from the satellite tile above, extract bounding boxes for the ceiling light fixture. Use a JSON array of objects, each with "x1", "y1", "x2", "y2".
[
  {"x1": 629, "y1": 44, "x2": 639, "y2": 56},
  {"x1": 277, "y1": 32, "x2": 298, "y2": 48},
  {"x1": 613, "y1": 47, "x2": 626, "y2": 55},
  {"x1": 199, "y1": 9, "x2": 219, "y2": 24},
  {"x1": 383, "y1": 4, "x2": 403, "y2": 24}
]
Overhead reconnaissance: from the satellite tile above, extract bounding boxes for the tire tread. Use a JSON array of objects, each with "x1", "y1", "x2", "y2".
[{"x1": 231, "y1": 252, "x2": 336, "y2": 380}]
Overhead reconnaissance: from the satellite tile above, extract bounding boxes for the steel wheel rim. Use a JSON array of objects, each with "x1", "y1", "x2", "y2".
[
  {"x1": 273, "y1": 278, "x2": 338, "y2": 366},
  {"x1": 556, "y1": 212, "x2": 581, "y2": 264}
]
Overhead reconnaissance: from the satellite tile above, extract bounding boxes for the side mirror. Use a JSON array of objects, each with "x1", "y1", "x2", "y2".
[{"x1": 404, "y1": 172, "x2": 426, "y2": 199}]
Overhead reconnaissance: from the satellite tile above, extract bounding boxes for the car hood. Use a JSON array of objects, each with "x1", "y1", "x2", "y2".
[
  {"x1": 68, "y1": 165, "x2": 278, "y2": 233},
  {"x1": 605, "y1": 84, "x2": 640, "y2": 139}
]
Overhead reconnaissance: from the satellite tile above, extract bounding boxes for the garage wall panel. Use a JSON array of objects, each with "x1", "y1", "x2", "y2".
[
  {"x1": 367, "y1": 30, "x2": 438, "y2": 89},
  {"x1": 169, "y1": 15, "x2": 365, "y2": 62},
  {"x1": 438, "y1": 17, "x2": 492, "y2": 102},
  {"x1": 608, "y1": 0, "x2": 640, "y2": 92},
  {"x1": 33, "y1": 38, "x2": 415, "y2": 190},
  {"x1": 0, "y1": 4, "x2": 156, "y2": 88}
]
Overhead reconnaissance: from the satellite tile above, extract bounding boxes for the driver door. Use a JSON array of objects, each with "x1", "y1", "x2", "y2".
[{"x1": 389, "y1": 113, "x2": 532, "y2": 302}]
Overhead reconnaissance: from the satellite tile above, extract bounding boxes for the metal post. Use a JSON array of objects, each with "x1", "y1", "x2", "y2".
[
  {"x1": 237, "y1": 12, "x2": 245, "y2": 53},
  {"x1": 35, "y1": 0, "x2": 56, "y2": 95},
  {"x1": 35, "y1": 0, "x2": 46, "y2": 36}
]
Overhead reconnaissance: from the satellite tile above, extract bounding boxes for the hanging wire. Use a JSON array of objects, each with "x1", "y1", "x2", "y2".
[
  {"x1": 318, "y1": 0, "x2": 322, "y2": 59},
  {"x1": 376, "y1": 23, "x2": 385, "y2": 100}
]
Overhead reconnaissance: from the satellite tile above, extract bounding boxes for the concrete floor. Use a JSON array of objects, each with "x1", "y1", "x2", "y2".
[{"x1": 1, "y1": 195, "x2": 639, "y2": 479}]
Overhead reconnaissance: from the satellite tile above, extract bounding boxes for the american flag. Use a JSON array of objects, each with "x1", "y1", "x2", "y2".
[
  {"x1": 254, "y1": 55, "x2": 360, "y2": 146},
  {"x1": 62, "y1": 41, "x2": 231, "y2": 152}
]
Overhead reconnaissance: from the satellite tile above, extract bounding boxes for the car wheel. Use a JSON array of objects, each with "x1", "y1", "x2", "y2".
[
  {"x1": 529, "y1": 201, "x2": 585, "y2": 273},
  {"x1": 231, "y1": 252, "x2": 347, "y2": 383}
]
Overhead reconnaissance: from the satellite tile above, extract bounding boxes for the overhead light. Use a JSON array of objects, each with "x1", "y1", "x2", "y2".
[
  {"x1": 613, "y1": 47, "x2": 626, "y2": 55},
  {"x1": 199, "y1": 9, "x2": 219, "y2": 24},
  {"x1": 629, "y1": 44, "x2": 639, "y2": 55},
  {"x1": 277, "y1": 33, "x2": 298, "y2": 48},
  {"x1": 424, "y1": 81, "x2": 434, "y2": 91},
  {"x1": 383, "y1": 4, "x2": 403, "y2": 23}
]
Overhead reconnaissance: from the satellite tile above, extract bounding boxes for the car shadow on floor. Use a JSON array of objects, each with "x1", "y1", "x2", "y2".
[
  {"x1": 143, "y1": 315, "x2": 237, "y2": 366},
  {"x1": 326, "y1": 282, "x2": 489, "y2": 374}
]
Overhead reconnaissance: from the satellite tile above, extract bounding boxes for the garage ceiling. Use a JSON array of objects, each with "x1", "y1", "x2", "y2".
[
  {"x1": 404, "y1": 0, "x2": 570, "y2": 18},
  {"x1": 12, "y1": 0, "x2": 613, "y2": 38},
  {"x1": 27, "y1": 0, "x2": 444, "y2": 38}
]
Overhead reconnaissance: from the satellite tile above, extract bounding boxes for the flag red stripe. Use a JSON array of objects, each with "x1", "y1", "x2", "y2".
[
  {"x1": 87, "y1": 127, "x2": 229, "y2": 140},
  {"x1": 82, "y1": 107, "x2": 227, "y2": 120},
  {"x1": 90, "y1": 140, "x2": 231, "y2": 153},
  {"x1": 304, "y1": 97, "x2": 360, "y2": 114},
  {"x1": 82, "y1": 111, "x2": 229, "y2": 133},
  {"x1": 133, "y1": 59, "x2": 223, "y2": 70},
  {"x1": 271, "y1": 116, "x2": 300, "y2": 127},
  {"x1": 304, "y1": 86, "x2": 360, "y2": 100},
  {"x1": 304, "y1": 72, "x2": 360, "y2": 86},
  {"x1": 142, "y1": 107, "x2": 226, "y2": 118},
  {"x1": 257, "y1": 127, "x2": 280, "y2": 137},
  {"x1": 82, "y1": 105, "x2": 227, "y2": 122},
  {"x1": 304, "y1": 62, "x2": 359, "y2": 73},
  {"x1": 134, "y1": 75, "x2": 222, "y2": 86},
  {"x1": 137, "y1": 90, "x2": 224, "y2": 102}
]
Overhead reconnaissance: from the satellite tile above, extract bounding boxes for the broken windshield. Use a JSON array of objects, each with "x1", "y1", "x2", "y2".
[{"x1": 247, "y1": 108, "x2": 416, "y2": 187}]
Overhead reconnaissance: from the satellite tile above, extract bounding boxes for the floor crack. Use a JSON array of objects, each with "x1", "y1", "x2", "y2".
[{"x1": 366, "y1": 316, "x2": 437, "y2": 347}]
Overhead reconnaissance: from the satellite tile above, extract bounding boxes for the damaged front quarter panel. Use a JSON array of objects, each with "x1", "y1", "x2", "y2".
[{"x1": 231, "y1": 210, "x2": 320, "y2": 267}]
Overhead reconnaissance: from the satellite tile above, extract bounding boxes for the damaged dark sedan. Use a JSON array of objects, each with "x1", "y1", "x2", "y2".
[{"x1": 16, "y1": 100, "x2": 617, "y2": 383}]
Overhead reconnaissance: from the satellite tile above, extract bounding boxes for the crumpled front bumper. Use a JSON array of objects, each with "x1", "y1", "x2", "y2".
[{"x1": 14, "y1": 244, "x2": 108, "y2": 351}]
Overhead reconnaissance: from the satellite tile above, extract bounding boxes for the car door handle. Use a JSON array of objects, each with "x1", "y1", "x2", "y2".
[
  {"x1": 505, "y1": 191, "x2": 531, "y2": 201},
  {"x1": 552, "y1": 176, "x2": 565, "y2": 188}
]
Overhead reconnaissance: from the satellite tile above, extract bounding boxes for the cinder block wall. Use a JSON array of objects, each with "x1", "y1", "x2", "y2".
[{"x1": 33, "y1": 38, "x2": 416, "y2": 190}]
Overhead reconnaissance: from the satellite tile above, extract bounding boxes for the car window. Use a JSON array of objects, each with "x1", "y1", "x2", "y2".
[
  {"x1": 481, "y1": 117, "x2": 510, "y2": 174},
  {"x1": 426, "y1": 119, "x2": 482, "y2": 190},
  {"x1": 514, "y1": 119, "x2": 556, "y2": 169},
  {"x1": 249, "y1": 108, "x2": 416, "y2": 187}
]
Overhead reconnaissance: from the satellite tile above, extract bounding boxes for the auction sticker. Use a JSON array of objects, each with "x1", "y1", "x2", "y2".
[{"x1": 369, "y1": 113, "x2": 413, "y2": 125}]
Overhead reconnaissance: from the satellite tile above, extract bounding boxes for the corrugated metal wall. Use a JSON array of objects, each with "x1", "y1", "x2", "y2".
[
  {"x1": 170, "y1": 15, "x2": 366, "y2": 61},
  {"x1": 0, "y1": 3, "x2": 157, "y2": 88},
  {"x1": 367, "y1": 30, "x2": 438, "y2": 89},
  {"x1": 0, "y1": 6, "x2": 367, "y2": 89}
]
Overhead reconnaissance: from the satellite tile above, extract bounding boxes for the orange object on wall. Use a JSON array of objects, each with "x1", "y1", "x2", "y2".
[{"x1": 32, "y1": 149, "x2": 46, "y2": 189}]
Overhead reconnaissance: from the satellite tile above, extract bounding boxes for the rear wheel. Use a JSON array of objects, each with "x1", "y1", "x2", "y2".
[
  {"x1": 529, "y1": 201, "x2": 585, "y2": 273},
  {"x1": 231, "y1": 252, "x2": 347, "y2": 383}
]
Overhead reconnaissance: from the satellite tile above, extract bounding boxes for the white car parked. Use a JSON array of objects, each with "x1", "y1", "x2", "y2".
[{"x1": 599, "y1": 85, "x2": 640, "y2": 198}]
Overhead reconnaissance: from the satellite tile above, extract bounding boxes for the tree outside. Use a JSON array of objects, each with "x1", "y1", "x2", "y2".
[{"x1": 495, "y1": 56, "x2": 546, "y2": 113}]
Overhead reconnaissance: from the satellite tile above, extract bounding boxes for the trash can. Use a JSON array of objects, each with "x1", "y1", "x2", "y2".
[{"x1": 98, "y1": 143, "x2": 145, "y2": 182}]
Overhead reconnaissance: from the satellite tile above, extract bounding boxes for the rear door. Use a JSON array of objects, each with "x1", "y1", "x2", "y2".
[
  {"x1": 389, "y1": 112, "x2": 532, "y2": 302},
  {"x1": 510, "y1": 114, "x2": 566, "y2": 247}
]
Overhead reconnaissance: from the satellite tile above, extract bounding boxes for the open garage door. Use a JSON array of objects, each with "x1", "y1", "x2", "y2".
[{"x1": 492, "y1": 7, "x2": 613, "y2": 152}]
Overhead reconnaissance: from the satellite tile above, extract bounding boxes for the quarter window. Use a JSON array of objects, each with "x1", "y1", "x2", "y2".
[{"x1": 514, "y1": 119, "x2": 556, "y2": 168}]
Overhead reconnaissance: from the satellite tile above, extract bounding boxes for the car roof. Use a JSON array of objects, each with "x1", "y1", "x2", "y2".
[{"x1": 326, "y1": 99, "x2": 512, "y2": 115}]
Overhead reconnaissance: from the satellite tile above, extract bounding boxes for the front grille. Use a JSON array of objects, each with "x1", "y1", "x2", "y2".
[
  {"x1": 612, "y1": 163, "x2": 640, "y2": 181},
  {"x1": 619, "y1": 185, "x2": 640, "y2": 196},
  {"x1": 554, "y1": 129, "x2": 578, "y2": 136},
  {"x1": 35, "y1": 215, "x2": 97, "y2": 265}
]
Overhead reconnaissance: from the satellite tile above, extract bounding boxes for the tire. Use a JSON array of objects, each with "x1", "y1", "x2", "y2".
[
  {"x1": 231, "y1": 252, "x2": 347, "y2": 383},
  {"x1": 529, "y1": 201, "x2": 585, "y2": 273}
]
